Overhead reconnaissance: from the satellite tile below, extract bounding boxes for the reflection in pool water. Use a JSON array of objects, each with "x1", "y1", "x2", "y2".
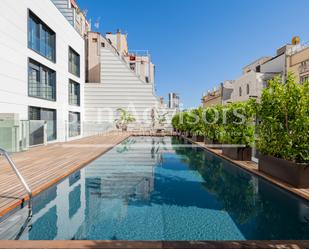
[{"x1": 7, "y1": 136, "x2": 309, "y2": 240}]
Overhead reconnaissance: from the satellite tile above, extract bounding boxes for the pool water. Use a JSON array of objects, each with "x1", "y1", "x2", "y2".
[{"x1": 4, "y1": 137, "x2": 309, "y2": 240}]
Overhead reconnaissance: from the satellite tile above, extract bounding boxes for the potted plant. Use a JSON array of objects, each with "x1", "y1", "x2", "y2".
[
  {"x1": 172, "y1": 114, "x2": 179, "y2": 133},
  {"x1": 156, "y1": 112, "x2": 168, "y2": 133},
  {"x1": 182, "y1": 111, "x2": 193, "y2": 138},
  {"x1": 221, "y1": 100, "x2": 256, "y2": 161},
  {"x1": 257, "y1": 74, "x2": 309, "y2": 188},
  {"x1": 191, "y1": 108, "x2": 205, "y2": 142},
  {"x1": 203, "y1": 105, "x2": 223, "y2": 146},
  {"x1": 115, "y1": 108, "x2": 136, "y2": 132}
]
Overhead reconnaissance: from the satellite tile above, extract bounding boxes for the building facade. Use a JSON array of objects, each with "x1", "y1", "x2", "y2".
[
  {"x1": 201, "y1": 87, "x2": 222, "y2": 107},
  {"x1": 168, "y1": 93, "x2": 180, "y2": 109},
  {"x1": 84, "y1": 31, "x2": 174, "y2": 131},
  {"x1": 51, "y1": 0, "x2": 90, "y2": 38},
  {"x1": 222, "y1": 44, "x2": 297, "y2": 104},
  {"x1": 0, "y1": 0, "x2": 85, "y2": 151},
  {"x1": 287, "y1": 46, "x2": 309, "y2": 83}
]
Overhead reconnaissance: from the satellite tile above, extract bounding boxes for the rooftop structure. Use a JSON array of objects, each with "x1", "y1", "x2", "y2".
[{"x1": 51, "y1": 0, "x2": 91, "y2": 37}]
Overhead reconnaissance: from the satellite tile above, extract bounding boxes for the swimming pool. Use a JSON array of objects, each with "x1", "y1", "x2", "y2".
[{"x1": 1, "y1": 136, "x2": 308, "y2": 240}]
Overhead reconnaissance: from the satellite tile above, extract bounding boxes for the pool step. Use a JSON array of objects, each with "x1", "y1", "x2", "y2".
[{"x1": 0, "y1": 208, "x2": 31, "y2": 240}]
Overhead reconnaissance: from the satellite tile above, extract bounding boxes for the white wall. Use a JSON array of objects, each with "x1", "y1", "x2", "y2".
[
  {"x1": 0, "y1": 0, "x2": 85, "y2": 142},
  {"x1": 225, "y1": 71, "x2": 265, "y2": 103},
  {"x1": 260, "y1": 54, "x2": 285, "y2": 74},
  {"x1": 84, "y1": 39, "x2": 175, "y2": 130}
]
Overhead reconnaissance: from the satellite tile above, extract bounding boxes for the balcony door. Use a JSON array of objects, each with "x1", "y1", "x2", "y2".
[{"x1": 29, "y1": 107, "x2": 57, "y2": 146}]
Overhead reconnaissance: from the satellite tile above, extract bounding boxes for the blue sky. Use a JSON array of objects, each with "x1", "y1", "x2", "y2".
[{"x1": 77, "y1": 0, "x2": 309, "y2": 108}]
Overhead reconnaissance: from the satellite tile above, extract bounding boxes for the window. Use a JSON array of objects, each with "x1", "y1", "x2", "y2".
[
  {"x1": 28, "y1": 59, "x2": 56, "y2": 101},
  {"x1": 69, "y1": 80, "x2": 80, "y2": 106},
  {"x1": 69, "y1": 47, "x2": 80, "y2": 77},
  {"x1": 246, "y1": 84, "x2": 250, "y2": 95},
  {"x1": 130, "y1": 63, "x2": 135, "y2": 71},
  {"x1": 239, "y1": 87, "x2": 242, "y2": 97},
  {"x1": 69, "y1": 112, "x2": 81, "y2": 137},
  {"x1": 29, "y1": 107, "x2": 57, "y2": 141},
  {"x1": 28, "y1": 11, "x2": 56, "y2": 62},
  {"x1": 300, "y1": 75, "x2": 309, "y2": 83}
]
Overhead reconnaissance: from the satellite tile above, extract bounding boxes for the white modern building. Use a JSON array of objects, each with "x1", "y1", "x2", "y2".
[
  {"x1": 0, "y1": 0, "x2": 85, "y2": 151},
  {"x1": 51, "y1": 0, "x2": 91, "y2": 38},
  {"x1": 84, "y1": 31, "x2": 175, "y2": 131},
  {"x1": 168, "y1": 93, "x2": 180, "y2": 110}
]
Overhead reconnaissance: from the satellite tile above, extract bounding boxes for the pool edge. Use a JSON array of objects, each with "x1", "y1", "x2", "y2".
[
  {"x1": 181, "y1": 135, "x2": 309, "y2": 202},
  {"x1": 0, "y1": 240, "x2": 308, "y2": 249}
]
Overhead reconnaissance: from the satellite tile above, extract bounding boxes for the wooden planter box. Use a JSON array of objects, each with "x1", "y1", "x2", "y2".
[
  {"x1": 204, "y1": 138, "x2": 222, "y2": 148},
  {"x1": 222, "y1": 146, "x2": 252, "y2": 161},
  {"x1": 259, "y1": 155, "x2": 309, "y2": 188},
  {"x1": 186, "y1": 132, "x2": 192, "y2": 138},
  {"x1": 192, "y1": 135, "x2": 204, "y2": 142}
]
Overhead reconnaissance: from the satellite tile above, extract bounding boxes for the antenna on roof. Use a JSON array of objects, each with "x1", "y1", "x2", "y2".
[
  {"x1": 82, "y1": 9, "x2": 88, "y2": 17},
  {"x1": 94, "y1": 17, "x2": 101, "y2": 30}
]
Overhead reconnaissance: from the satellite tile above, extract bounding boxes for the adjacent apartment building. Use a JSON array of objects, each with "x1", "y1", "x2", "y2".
[
  {"x1": 0, "y1": 0, "x2": 85, "y2": 151},
  {"x1": 287, "y1": 46, "x2": 309, "y2": 83},
  {"x1": 84, "y1": 31, "x2": 174, "y2": 130},
  {"x1": 201, "y1": 81, "x2": 234, "y2": 107},
  {"x1": 204, "y1": 38, "x2": 308, "y2": 105}
]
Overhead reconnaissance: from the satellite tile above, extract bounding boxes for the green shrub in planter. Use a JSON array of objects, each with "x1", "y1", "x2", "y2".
[
  {"x1": 257, "y1": 73, "x2": 309, "y2": 187},
  {"x1": 172, "y1": 113, "x2": 180, "y2": 131},
  {"x1": 219, "y1": 100, "x2": 256, "y2": 161},
  {"x1": 221, "y1": 100, "x2": 256, "y2": 147},
  {"x1": 258, "y1": 73, "x2": 309, "y2": 164},
  {"x1": 191, "y1": 107, "x2": 204, "y2": 136},
  {"x1": 203, "y1": 105, "x2": 224, "y2": 143}
]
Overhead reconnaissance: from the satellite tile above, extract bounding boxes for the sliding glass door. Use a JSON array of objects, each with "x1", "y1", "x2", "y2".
[{"x1": 29, "y1": 107, "x2": 57, "y2": 144}]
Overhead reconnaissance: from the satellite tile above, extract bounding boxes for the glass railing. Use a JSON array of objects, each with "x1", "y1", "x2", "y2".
[
  {"x1": 69, "y1": 95, "x2": 80, "y2": 106},
  {"x1": 29, "y1": 120, "x2": 46, "y2": 147},
  {"x1": 29, "y1": 85, "x2": 56, "y2": 101},
  {"x1": 69, "y1": 122, "x2": 81, "y2": 138}
]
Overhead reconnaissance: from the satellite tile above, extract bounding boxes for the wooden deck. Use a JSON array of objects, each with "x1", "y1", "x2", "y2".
[
  {"x1": 183, "y1": 136, "x2": 309, "y2": 201},
  {"x1": 0, "y1": 132, "x2": 130, "y2": 218},
  {"x1": 0, "y1": 240, "x2": 308, "y2": 249}
]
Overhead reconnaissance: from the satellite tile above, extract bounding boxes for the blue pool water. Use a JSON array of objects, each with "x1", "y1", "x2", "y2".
[{"x1": 3, "y1": 137, "x2": 309, "y2": 240}]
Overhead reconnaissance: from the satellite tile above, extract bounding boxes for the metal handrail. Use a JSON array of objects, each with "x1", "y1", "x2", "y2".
[{"x1": 0, "y1": 148, "x2": 32, "y2": 215}]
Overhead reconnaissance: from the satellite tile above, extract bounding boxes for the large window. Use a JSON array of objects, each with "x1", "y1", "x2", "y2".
[
  {"x1": 29, "y1": 107, "x2": 57, "y2": 142},
  {"x1": 69, "y1": 112, "x2": 81, "y2": 137},
  {"x1": 69, "y1": 47, "x2": 80, "y2": 77},
  {"x1": 69, "y1": 80, "x2": 80, "y2": 106},
  {"x1": 28, "y1": 59, "x2": 56, "y2": 101},
  {"x1": 28, "y1": 11, "x2": 56, "y2": 62}
]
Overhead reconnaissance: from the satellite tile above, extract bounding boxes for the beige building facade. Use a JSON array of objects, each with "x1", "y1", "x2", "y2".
[
  {"x1": 287, "y1": 47, "x2": 309, "y2": 83},
  {"x1": 202, "y1": 87, "x2": 222, "y2": 107}
]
